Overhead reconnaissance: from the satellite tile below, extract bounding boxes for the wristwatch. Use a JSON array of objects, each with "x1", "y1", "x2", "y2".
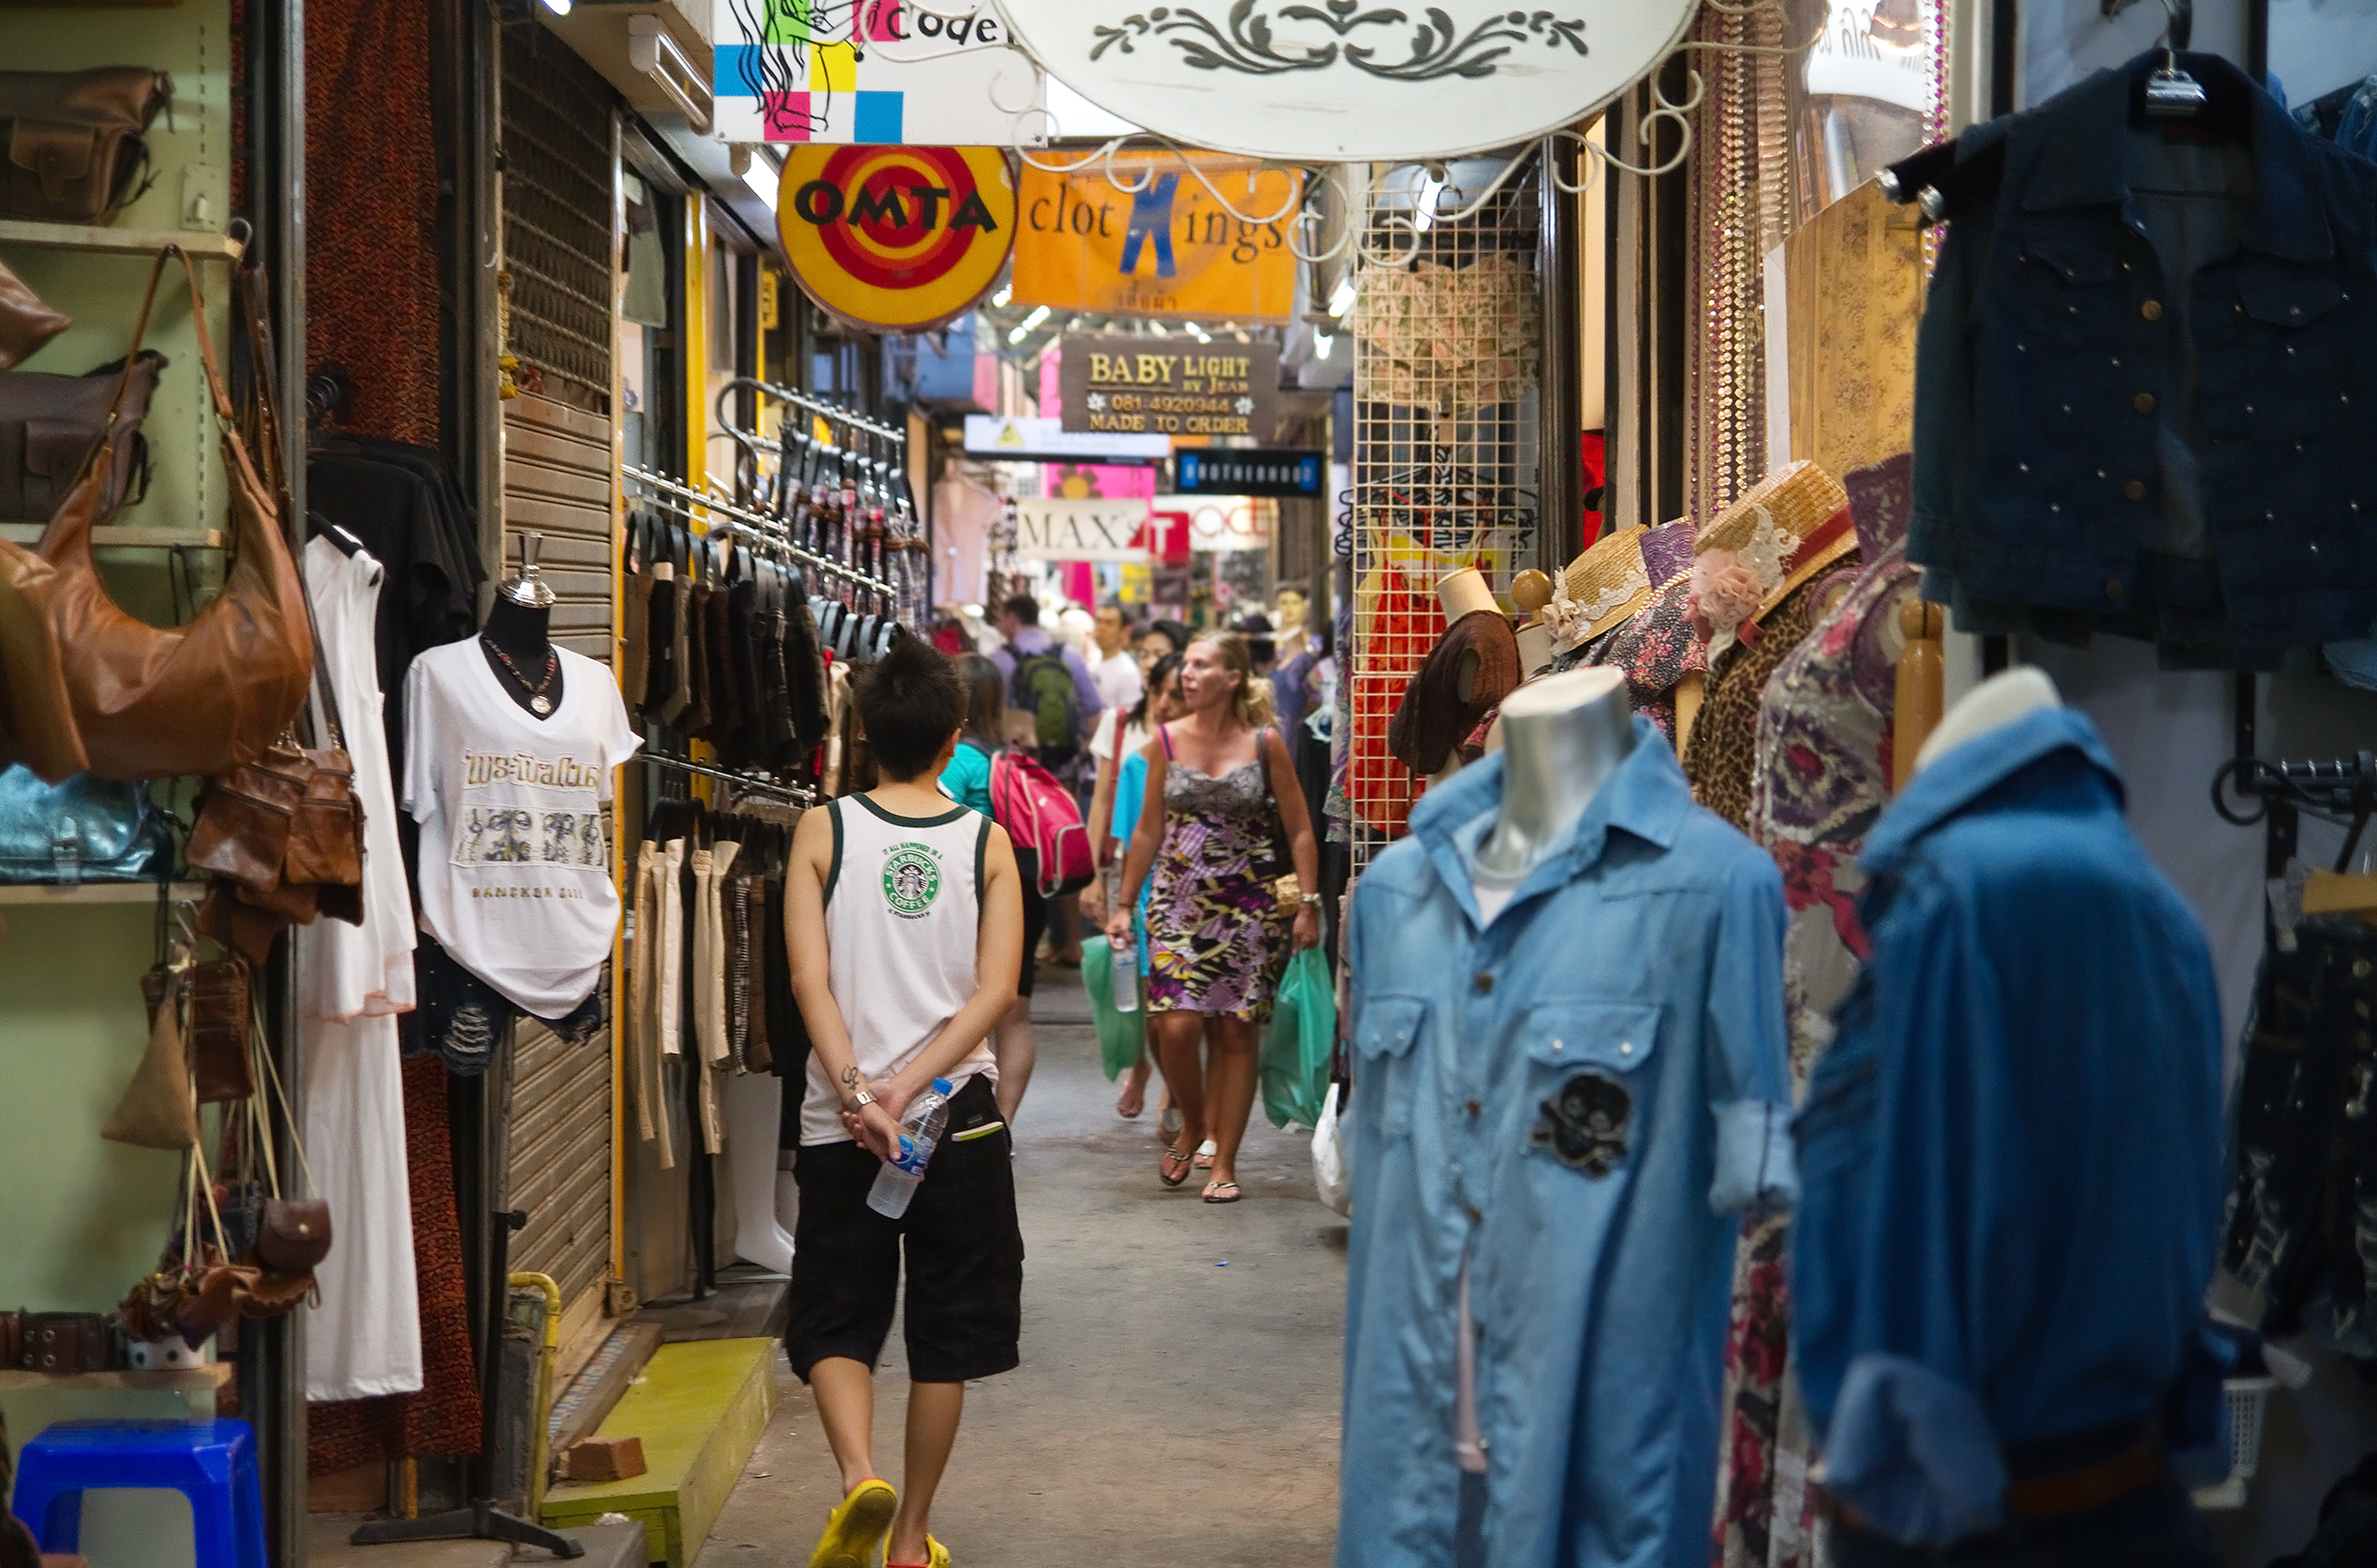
[
  {"x1": 1299, "y1": 893, "x2": 1322, "y2": 907},
  {"x1": 846, "y1": 1090, "x2": 877, "y2": 1112}
]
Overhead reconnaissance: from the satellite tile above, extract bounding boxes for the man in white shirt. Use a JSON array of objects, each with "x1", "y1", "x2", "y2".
[{"x1": 1089, "y1": 603, "x2": 1144, "y2": 717}]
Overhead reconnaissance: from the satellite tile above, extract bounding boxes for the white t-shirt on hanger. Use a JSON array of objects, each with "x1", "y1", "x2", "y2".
[{"x1": 402, "y1": 638, "x2": 642, "y2": 1016}]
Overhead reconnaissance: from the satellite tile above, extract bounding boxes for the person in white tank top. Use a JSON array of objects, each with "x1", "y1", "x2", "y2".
[{"x1": 783, "y1": 636, "x2": 1023, "y2": 1568}]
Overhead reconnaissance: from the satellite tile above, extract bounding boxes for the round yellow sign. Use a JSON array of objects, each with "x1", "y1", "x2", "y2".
[{"x1": 777, "y1": 145, "x2": 1016, "y2": 334}]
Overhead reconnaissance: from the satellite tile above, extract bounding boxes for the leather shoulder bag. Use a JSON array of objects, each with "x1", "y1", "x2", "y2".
[
  {"x1": 0, "y1": 67, "x2": 172, "y2": 225},
  {"x1": 0, "y1": 346, "x2": 163, "y2": 523},
  {"x1": 40, "y1": 245, "x2": 312, "y2": 783}
]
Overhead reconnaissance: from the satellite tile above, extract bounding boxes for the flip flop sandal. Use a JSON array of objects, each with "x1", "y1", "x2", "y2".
[
  {"x1": 808, "y1": 1479, "x2": 898, "y2": 1568},
  {"x1": 1160, "y1": 1146, "x2": 1195, "y2": 1188},
  {"x1": 1202, "y1": 1181, "x2": 1243, "y2": 1204},
  {"x1": 1194, "y1": 1138, "x2": 1216, "y2": 1170}
]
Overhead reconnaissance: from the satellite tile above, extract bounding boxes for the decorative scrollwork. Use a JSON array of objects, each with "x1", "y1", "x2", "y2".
[{"x1": 1089, "y1": 1, "x2": 1589, "y2": 82}]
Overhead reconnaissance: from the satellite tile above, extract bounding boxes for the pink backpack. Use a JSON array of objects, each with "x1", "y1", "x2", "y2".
[{"x1": 989, "y1": 747, "x2": 1094, "y2": 897}]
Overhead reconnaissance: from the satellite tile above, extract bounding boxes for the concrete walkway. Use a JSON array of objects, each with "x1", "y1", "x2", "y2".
[{"x1": 693, "y1": 973, "x2": 1346, "y2": 1567}]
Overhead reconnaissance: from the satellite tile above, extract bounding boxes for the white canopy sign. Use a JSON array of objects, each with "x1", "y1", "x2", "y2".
[
  {"x1": 996, "y1": 0, "x2": 1700, "y2": 162},
  {"x1": 1015, "y1": 496, "x2": 1155, "y2": 560}
]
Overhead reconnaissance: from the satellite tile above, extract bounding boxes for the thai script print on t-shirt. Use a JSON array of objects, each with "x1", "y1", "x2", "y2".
[{"x1": 453, "y1": 750, "x2": 611, "y2": 875}]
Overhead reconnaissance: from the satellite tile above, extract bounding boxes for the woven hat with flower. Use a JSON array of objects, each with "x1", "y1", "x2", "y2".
[
  {"x1": 1689, "y1": 460, "x2": 1853, "y2": 655},
  {"x1": 1543, "y1": 524, "x2": 1650, "y2": 651}
]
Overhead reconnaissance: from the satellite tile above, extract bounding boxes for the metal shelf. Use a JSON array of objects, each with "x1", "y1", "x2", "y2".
[
  {"x1": 0, "y1": 525, "x2": 223, "y2": 550},
  {"x1": 0, "y1": 220, "x2": 244, "y2": 261},
  {"x1": 0, "y1": 1364, "x2": 234, "y2": 1393},
  {"x1": 0, "y1": 881, "x2": 203, "y2": 906}
]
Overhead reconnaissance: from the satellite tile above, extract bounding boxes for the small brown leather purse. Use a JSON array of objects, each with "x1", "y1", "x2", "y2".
[
  {"x1": 38, "y1": 246, "x2": 311, "y2": 783},
  {"x1": 144, "y1": 952, "x2": 252, "y2": 1105}
]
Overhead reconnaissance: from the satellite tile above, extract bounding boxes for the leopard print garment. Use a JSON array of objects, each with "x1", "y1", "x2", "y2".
[{"x1": 1681, "y1": 552, "x2": 1864, "y2": 832}]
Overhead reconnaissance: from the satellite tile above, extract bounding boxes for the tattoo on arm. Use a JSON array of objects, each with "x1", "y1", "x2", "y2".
[{"x1": 841, "y1": 1066, "x2": 859, "y2": 1088}]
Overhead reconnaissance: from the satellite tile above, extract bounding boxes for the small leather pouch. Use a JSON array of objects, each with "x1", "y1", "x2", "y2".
[
  {"x1": 186, "y1": 957, "x2": 252, "y2": 1104},
  {"x1": 234, "y1": 870, "x2": 318, "y2": 925},
  {"x1": 253, "y1": 1196, "x2": 331, "y2": 1273},
  {"x1": 186, "y1": 741, "x2": 311, "y2": 891},
  {"x1": 18, "y1": 1311, "x2": 111, "y2": 1372},
  {"x1": 196, "y1": 881, "x2": 285, "y2": 965},
  {"x1": 104, "y1": 965, "x2": 199, "y2": 1149},
  {"x1": 281, "y1": 745, "x2": 359, "y2": 888},
  {"x1": 0, "y1": 258, "x2": 68, "y2": 371}
]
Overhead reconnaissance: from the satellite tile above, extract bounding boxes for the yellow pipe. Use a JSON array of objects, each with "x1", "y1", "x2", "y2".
[{"x1": 511, "y1": 1270, "x2": 564, "y2": 1520}]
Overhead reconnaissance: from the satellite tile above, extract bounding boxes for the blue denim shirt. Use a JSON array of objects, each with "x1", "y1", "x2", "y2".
[
  {"x1": 1790, "y1": 708, "x2": 2225, "y2": 1547},
  {"x1": 1910, "y1": 52, "x2": 2377, "y2": 666},
  {"x1": 1340, "y1": 724, "x2": 1796, "y2": 1568}
]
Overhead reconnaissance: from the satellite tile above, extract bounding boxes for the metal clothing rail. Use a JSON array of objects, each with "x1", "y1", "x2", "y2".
[
  {"x1": 643, "y1": 750, "x2": 817, "y2": 805},
  {"x1": 723, "y1": 375, "x2": 908, "y2": 446},
  {"x1": 623, "y1": 463, "x2": 899, "y2": 598},
  {"x1": 2214, "y1": 749, "x2": 2377, "y2": 875}
]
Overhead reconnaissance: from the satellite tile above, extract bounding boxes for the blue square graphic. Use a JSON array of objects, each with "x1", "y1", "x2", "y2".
[{"x1": 852, "y1": 91, "x2": 903, "y2": 144}]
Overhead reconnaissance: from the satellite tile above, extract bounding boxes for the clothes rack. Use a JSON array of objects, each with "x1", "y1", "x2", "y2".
[
  {"x1": 643, "y1": 751, "x2": 818, "y2": 807},
  {"x1": 622, "y1": 464, "x2": 899, "y2": 599}
]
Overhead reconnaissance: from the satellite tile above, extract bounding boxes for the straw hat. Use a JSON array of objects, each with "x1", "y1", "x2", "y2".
[
  {"x1": 1544, "y1": 524, "x2": 1652, "y2": 651},
  {"x1": 1690, "y1": 461, "x2": 1854, "y2": 642}
]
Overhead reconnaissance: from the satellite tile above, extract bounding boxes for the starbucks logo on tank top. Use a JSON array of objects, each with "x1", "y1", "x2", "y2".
[{"x1": 881, "y1": 843, "x2": 943, "y2": 918}]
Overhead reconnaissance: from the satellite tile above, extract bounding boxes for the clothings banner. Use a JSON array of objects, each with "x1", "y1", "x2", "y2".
[
  {"x1": 1013, "y1": 496, "x2": 1154, "y2": 561},
  {"x1": 1011, "y1": 152, "x2": 1301, "y2": 322},
  {"x1": 712, "y1": 0, "x2": 1047, "y2": 145}
]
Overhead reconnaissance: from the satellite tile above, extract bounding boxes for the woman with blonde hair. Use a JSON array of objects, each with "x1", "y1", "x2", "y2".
[{"x1": 1107, "y1": 631, "x2": 1321, "y2": 1202}]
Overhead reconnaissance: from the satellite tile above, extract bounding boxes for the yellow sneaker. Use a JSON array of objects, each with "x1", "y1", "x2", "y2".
[{"x1": 807, "y1": 1479, "x2": 898, "y2": 1568}]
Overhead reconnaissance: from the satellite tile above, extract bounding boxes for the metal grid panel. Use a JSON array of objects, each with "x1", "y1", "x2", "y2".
[
  {"x1": 502, "y1": 23, "x2": 618, "y2": 410},
  {"x1": 1343, "y1": 159, "x2": 1540, "y2": 866}
]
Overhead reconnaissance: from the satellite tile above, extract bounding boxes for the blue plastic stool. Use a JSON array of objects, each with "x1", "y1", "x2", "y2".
[{"x1": 10, "y1": 1419, "x2": 267, "y2": 1568}]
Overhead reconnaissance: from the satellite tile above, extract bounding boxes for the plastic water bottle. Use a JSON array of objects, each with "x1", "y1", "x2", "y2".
[
  {"x1": 1111, "y1": 934, "x2": 1141, "y2": 1013},
  {"x1": 866, "y1": 1078, "x2": 955, "y2": 1219}
]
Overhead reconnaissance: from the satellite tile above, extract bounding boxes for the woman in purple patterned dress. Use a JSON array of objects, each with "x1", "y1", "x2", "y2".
[{"x1": 1107, "y1": 632, "x2": 1321, "y2": 1203}]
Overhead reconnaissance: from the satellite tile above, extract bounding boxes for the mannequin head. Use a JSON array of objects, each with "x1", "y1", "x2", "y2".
[
  {"x1": 1479, "y1": 667, "x2": 1635, "y2": 877},
  {"x1": 1274, "y1": 582, "x2": 1309, "y2": 636}
]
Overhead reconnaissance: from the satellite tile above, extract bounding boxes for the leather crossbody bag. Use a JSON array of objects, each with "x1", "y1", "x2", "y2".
[
  {"x1": 0, "y1": 765, "x2": 167, "y2": 883},
  {"x1": 0, "y1": 67, "x2": 172, "y2": 224},
  {"x1": 0, "y1": 258, "x2": 69, "y2": 371}
]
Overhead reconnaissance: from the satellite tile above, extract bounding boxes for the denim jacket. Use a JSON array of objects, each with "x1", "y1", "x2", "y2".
[
  {"x1": 1340, "y1": 726, "x2": 1796, "y2": 1568},
  {"x1": 1911, "y1": 52, "x2": 2377, "y2": 667},
  {"x1": 1790, "y1": 708, "x2": 2225, "y2": 1547}
]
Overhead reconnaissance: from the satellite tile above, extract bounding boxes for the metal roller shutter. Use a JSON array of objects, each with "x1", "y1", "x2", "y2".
[{"x1": 500, "y1": 21, "x2": 622, "y2": 1363}]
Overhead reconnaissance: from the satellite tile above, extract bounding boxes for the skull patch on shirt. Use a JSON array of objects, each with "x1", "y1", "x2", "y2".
[{"x1": 1532, "y1": 1072, "x2": 1633, "y2": 1176}]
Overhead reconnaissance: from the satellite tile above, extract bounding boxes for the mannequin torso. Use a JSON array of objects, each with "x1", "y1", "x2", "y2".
[
  {"x1": 1477, "y1": 667, "x2": 1635, "y2": 879},
  {"x1": 1912, "y1": 667, "x2": 2059, "y2": 776},
  {"x1": 480, "y1": 595, "x2": 562, "y2": 718}
]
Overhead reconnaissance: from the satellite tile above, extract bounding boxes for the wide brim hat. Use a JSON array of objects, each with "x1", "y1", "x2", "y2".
[
  {"x1": 1692, "y1": 460, "x2": 1855, "y2": 628},
  {"x1": 1547, "y1": 525, "x2": 1652, "y2": 649}
]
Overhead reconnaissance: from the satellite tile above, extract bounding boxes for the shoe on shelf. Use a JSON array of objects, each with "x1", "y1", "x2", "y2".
[{"x1": 808, "y1": 1479, "x2": 898, "y2": 1568}]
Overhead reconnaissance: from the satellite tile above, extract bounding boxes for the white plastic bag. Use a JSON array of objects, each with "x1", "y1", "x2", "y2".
[{"x1": 1312, "y1": 1081, "x2": 1352, "y2": 1216}]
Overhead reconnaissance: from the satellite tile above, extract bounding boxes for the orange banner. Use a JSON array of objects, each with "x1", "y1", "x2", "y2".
[{"x1": 1011, "y1": 152, "x2": 1301, "y2": 323}]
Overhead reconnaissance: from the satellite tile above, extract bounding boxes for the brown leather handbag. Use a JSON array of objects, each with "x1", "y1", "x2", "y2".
[
  {"x1": 0, "y1": 258, "x2": 68, "y2": 370},
  {"x1": 0, "y1": 347, "x2": 162, "y2": 523},
  {"x1": 185, "y1": 740, "x2": 309, "y2": 890},
  {"x1": 39, "y1": 246, "x2": 311, "y2": 782},
  {"x1": 0, "y1": 68, "x2": 173, "y2": 224}
]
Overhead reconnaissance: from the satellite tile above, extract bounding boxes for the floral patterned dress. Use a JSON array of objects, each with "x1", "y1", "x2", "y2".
[
  {"x1": 1145, "y1": 726, "x2": 1291, "y2": 1020},
  {"x1": 1711, "y1": 455, "x2": 1919, "y2": 1568}
]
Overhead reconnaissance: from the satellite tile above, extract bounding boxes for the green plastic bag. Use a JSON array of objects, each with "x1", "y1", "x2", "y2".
[
  {"x1": 1081, "y1": 938, "x2": 1145, "y2": 1081},
  {"x1": 1261, "y1": 947, "x2": 1336, "y2": 1131}
]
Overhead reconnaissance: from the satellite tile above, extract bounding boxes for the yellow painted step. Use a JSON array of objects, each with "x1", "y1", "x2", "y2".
[{"x1": 541, "y1": 1337, "x2": 779, "y2": 1567}]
